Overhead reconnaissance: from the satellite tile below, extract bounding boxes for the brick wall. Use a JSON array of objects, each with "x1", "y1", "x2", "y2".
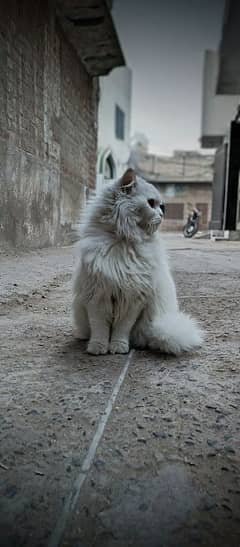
[{"x1": 0, "y1": 0, "x2": 98, "y2": 248}]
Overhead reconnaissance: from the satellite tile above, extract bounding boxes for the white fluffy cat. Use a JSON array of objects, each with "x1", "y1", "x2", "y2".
[{"x1": 72, "y1": 169, "x2": 203, "y2": 355}]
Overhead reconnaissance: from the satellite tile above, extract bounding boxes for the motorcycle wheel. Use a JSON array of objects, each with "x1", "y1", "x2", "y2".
[{"x1": 183, "y1": 224, "x2": 198, "y2": 238}]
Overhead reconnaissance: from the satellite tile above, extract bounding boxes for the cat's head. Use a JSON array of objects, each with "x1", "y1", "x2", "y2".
[{"x1": 100, "y1": 168, "x2": 165, "y2": 241}]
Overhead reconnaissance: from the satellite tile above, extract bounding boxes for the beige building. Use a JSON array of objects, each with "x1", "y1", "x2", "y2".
[{"x1": 130, "y1": 149, "x2": 214, "y2": 231}]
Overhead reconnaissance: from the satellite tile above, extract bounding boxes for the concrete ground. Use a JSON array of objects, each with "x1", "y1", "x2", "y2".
[{"x1": 0, "y1": 234, "x2": 240, "y2": 547}]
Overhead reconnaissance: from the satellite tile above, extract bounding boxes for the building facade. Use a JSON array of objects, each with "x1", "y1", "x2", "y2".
[
  {"x1": 97, "y1": 66, "x2": 132, "y2": 191},
  {"x1": 200, "y1": 0, "x2": 240, "y2": 234},
  {"x1": 0, "y1": 0, "x2": 124, "y2": 248},
  {"x1": 200, "y1": 50, "x2": 240, "y2": 149},
  {"x1": 131, "y1": 149, "x2": 213, "y2": 231}
]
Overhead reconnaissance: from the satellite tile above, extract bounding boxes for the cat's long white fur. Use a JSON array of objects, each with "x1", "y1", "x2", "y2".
[{"x1": 72, "y1": 171, "x2": 203, "y2": 355}]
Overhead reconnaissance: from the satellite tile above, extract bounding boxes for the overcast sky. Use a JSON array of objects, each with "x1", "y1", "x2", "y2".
[{"x1": 112, "y1": 0, "x2": 225, "y2": 155}]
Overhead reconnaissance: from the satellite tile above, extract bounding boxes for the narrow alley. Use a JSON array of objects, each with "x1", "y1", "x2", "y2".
[{"x1": 0, "y1": 235, "x2": 239, "y2": 547}]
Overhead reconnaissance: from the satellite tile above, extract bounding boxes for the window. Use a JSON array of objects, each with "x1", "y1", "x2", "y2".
[
  {"x1": 115, "y1": 105, "x2": 125, "y2": 140},
  {"x1": 165, "y1": 203, "x2": 184, "y2": 220}
]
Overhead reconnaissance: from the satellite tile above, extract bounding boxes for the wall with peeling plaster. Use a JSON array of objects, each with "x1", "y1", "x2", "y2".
[{"x1": 0, "y1": 1, "x2": 98, "y2": 248}]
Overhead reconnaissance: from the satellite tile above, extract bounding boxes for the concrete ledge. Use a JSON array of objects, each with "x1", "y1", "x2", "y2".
[
  {"x1": 56, "y1": 0, "x2": 125, "y2": 75},
  {"x1": 195, "y1": 231, "x2": 210, "y2": 239},
  {"x1": 229, "y1": 230, "x2": 240, "y2": 240}
]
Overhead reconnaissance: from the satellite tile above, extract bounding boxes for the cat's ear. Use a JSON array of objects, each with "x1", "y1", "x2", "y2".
[{"x1": 120, "y1": 168, "x2": 136, "y2": 194}]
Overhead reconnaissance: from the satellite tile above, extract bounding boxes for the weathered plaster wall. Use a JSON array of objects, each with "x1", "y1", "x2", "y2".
[{"x1": 0, "y1": 0, "x2": 98, "y2": 248}]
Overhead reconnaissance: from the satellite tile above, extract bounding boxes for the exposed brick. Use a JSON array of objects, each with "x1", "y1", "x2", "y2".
[{"x1": 0, "y1": 0, "x2": 98, "y2": 248}]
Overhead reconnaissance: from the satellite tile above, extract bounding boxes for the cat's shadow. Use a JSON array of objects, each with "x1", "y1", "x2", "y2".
[
  {"x1": 55, "y1": 337, "x2": 88, "y2": 373},
  {"x1": 56, "y1": 337, "x2": 192, "y2": 372},
  {"x1": 133, "y1": 347, "x2": 195, "y2": 368},
  {"x1": 55, "y1": 336, "x2": 130, "y2": 374},
  {"x1": 59, "y1": 336, "x2": 87, "y2": 354}
]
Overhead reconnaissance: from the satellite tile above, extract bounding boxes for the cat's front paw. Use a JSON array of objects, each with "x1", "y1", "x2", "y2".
[
  {"x1": 109, "y1": 339, "x2": 129, "y2": 354},
  {"x1": 87, "y1": 340, "x2": 108, "y2": 355}
]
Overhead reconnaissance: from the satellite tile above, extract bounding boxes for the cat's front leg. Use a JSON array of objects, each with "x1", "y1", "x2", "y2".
[
  {"x1": 86, "y1": 301, "x2": 110, "y2": 355},
  {"x1": 109, "y1": 304, "x2": 142, "y2": 354}
]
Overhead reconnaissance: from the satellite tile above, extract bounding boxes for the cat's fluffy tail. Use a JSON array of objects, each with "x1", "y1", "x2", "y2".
[{"x1": 148, "y1": 311, "x2": 204, "y2": 355}]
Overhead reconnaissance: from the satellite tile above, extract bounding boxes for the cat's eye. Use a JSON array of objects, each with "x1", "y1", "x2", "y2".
[{"x1": 148, "y1": 199, "x2": 155, "y2": 208}]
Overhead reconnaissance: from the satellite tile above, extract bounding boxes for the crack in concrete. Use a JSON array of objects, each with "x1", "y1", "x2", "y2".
[{"x1": 48, "y1": 351, "x2": 134, "y2": 547}]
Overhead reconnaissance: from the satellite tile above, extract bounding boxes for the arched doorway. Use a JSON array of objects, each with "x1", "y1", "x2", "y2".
[
  {"x1": 104, "y1": 154, "x2": 115, "y2": 179},
  {"x1": 98, "y1": 148, "x2": 117, "y2": 181}
]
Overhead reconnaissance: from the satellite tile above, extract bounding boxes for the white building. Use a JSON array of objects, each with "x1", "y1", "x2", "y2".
[{"x1": 97, "y1": 66, "x2": 132, "y2": 188}]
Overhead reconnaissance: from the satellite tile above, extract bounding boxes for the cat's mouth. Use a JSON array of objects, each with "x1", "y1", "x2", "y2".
[
  {"x1": 146, "y1": 219, "x2": 162, "y2": 234},
  {"x1": 138, "y1": 213, "x2": 163, "y2": 235},
  {"x1": 152, "y1": 217, "x2": 162, "y2": 225}
]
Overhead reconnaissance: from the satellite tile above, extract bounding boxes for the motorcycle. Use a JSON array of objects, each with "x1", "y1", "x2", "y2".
[{"x1": 183, "y1": 209, "x2": 201, "y2": 238}]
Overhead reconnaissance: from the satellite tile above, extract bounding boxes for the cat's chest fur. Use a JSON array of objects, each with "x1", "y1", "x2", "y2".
[{"x1": 82, "y1": 234, "x2": 158, "y2": 299}]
